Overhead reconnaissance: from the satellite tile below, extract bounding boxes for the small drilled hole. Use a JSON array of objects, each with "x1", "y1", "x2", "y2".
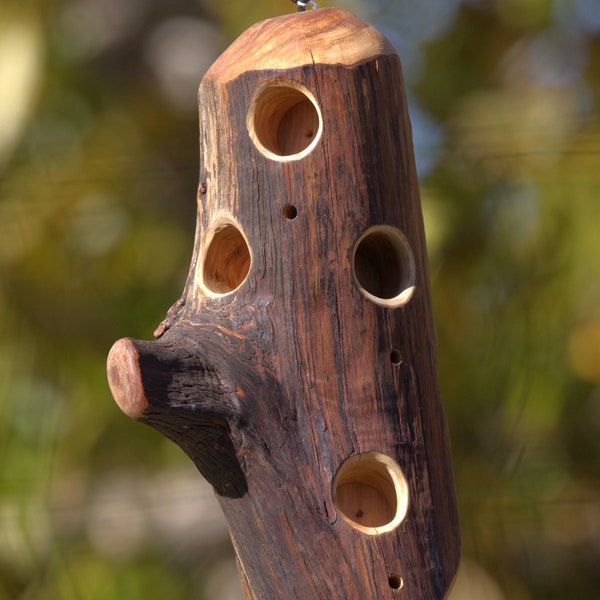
[
  {"x1": 283, "y1": 204, "x2": 298, "y2": 220},
  {"x1": 332, "y1": 452, "x2": 409, "y2": 535},
  {"x1": 202, "y1": 223, "x2": 250, "y2": 295},
  {"x1": 353, "y1": 226, "x2": 415, "y2": 307},
  {"x1": 388, "y1": 574, "x2": 403, "y2": 589},
  {"x1": 390, "y1": 349, "x2": 402, "y2": 365},
  {"x1": 248, "y1": 83, "x2": 322, "y2": 161}
]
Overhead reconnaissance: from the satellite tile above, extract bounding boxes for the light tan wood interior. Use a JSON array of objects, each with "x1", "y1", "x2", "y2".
[
  {"x1": 202, "y1": 222, "x2": 251, "y2": 295},
  {"x1": 333, "y1": 452, "x2": 409, "y2": 535},
  {"x1": 248, "y1": 83, "x2": 321, "y2": 161}
]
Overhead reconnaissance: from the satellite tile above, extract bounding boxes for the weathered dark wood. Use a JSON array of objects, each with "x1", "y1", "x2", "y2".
[{"x1": 107, "y1": 7, "x2": 460, "y2": 599}]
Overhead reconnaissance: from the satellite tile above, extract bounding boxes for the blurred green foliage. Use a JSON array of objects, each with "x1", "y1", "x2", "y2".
[{"x1": 0, "y1": 0, "x2": 598, "y2": 598}]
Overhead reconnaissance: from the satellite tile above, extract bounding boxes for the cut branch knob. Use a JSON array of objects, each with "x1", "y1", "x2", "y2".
[{"x1": 107, "y1": 338, "x2": 148, "y2": 420}]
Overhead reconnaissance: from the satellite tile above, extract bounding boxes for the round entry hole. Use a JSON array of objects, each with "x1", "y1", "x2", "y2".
[
  {"x1": 353, "y1": 226, "x2": 415, "y2": 307},
  {"x1": 202, "y1": 223, "x2": 250, "y2": 295},
  {"x1": 248, "y1": 83, "x2": 322, "y2": 160},
  {"x1": 332, "y1": 452, "x2": 409, "y2": 535}
]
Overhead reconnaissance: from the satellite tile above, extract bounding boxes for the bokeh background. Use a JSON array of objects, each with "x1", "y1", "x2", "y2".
[{"x1": 1, "y1": 0, "x2": 599, "y2": 598}]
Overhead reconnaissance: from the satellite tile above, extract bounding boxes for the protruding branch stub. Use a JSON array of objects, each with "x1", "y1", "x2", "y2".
[
  {"x1": 108, "y1": 333, "x2": 250, "y2": 497},
  {"x1": 107, "y1": 7, "x2": 459, "y2": 599}
]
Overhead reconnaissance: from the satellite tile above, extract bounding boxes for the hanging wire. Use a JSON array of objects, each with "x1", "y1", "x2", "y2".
[{"x1": 291, "y1": 0, "x2": 318, "y2": 12}]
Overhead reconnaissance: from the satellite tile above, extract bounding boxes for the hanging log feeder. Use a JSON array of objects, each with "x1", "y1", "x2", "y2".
[{"x1": 107, "y1": 7, "x2": 460, "y2": 598}]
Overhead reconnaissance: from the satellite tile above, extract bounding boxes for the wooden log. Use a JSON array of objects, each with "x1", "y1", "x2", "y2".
[{"x1": 107, "y1": 7, "x2": 460, "y2": 598}]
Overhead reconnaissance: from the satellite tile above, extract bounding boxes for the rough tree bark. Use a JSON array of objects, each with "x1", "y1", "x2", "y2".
[{"x1": 107, "y1": 7, "x2": 460, "y2": 599}]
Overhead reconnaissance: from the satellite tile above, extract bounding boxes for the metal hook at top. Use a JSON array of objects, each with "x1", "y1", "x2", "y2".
[{"x1": 291, "y1": 0, "x2": 318, "y2": 12}]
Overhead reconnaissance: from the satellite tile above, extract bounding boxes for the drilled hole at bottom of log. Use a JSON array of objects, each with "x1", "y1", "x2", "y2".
[{"x1": 332, "y1": 451, "x2": 409, "y2": 535}]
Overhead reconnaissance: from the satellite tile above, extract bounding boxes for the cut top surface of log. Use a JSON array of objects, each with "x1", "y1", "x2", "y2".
[{"x1": 206, "y1": 7, "x2": 396, "y2": 82}]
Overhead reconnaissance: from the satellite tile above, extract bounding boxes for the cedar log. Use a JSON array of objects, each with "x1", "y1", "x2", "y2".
[{"x1": 107, "y1": 8, "x2": 460, "y2": 599}]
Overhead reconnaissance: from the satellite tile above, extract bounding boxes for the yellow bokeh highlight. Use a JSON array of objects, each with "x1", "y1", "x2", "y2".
[
  {"x1": 0, "y1": 8, "x2": 43, "y2": 168},
  {"x1": 567, "y1": 320, "x2": 600, "y2": 383}
]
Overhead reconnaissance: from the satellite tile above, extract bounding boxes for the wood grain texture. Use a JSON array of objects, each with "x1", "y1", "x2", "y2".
[
  {"x1": 107, "y1": 7, "x2": 460, "y2": 598},
  {"x1": 206, "y1": 7, "x2": 396, "y2": 82}
]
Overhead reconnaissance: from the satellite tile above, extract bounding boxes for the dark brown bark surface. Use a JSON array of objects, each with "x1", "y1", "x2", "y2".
[{"x1": 107, "y1": 8, "x2": 460, "y2": 599}]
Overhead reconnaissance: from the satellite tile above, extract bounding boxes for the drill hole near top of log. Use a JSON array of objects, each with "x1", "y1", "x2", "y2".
[
  {"x1": 332, "y1": 452, "x2": 409, "y2": 536},
  {"x1": 247, "y1": 81, "x2": 322, "y2": 160},
  {"x1": 352, "y1": 225, "x2": 415, "y2": 307},
  {"x1": 200, "y1": 219, "x2": 251, "y2": 296}
]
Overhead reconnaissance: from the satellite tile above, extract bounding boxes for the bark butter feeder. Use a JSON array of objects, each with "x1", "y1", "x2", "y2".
[{"x1": 107, "y1": 6, "x2": 460, "y2": 599}]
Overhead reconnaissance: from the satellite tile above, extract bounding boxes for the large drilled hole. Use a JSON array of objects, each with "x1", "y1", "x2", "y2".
[
  {"x1": 353, "y1": 226, "x2": 416, "y2": 307},
  {"x1": 332, "y1": 452, "x2": 409, "y2": 535},
  {"x1": 248, "y1": 83, "x2": 322, "y2": 160},
  {"x1": 202, "y1": 223, "x2": 251, "y2": 295}
]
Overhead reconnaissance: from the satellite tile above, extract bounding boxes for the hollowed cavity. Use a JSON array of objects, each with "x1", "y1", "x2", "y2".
[
  {"x1": 248, "y1": 83, "x2": 322, "y2": 160},
  {"x1": 352, "y1": 226, "x2": 415, "y2": 307},
  {"x1": 202, "y1": 223, "x2": 250, "y2": 295},
  {"x1": 332, "y1": 452, "x2": 409, "y2": 535}
]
